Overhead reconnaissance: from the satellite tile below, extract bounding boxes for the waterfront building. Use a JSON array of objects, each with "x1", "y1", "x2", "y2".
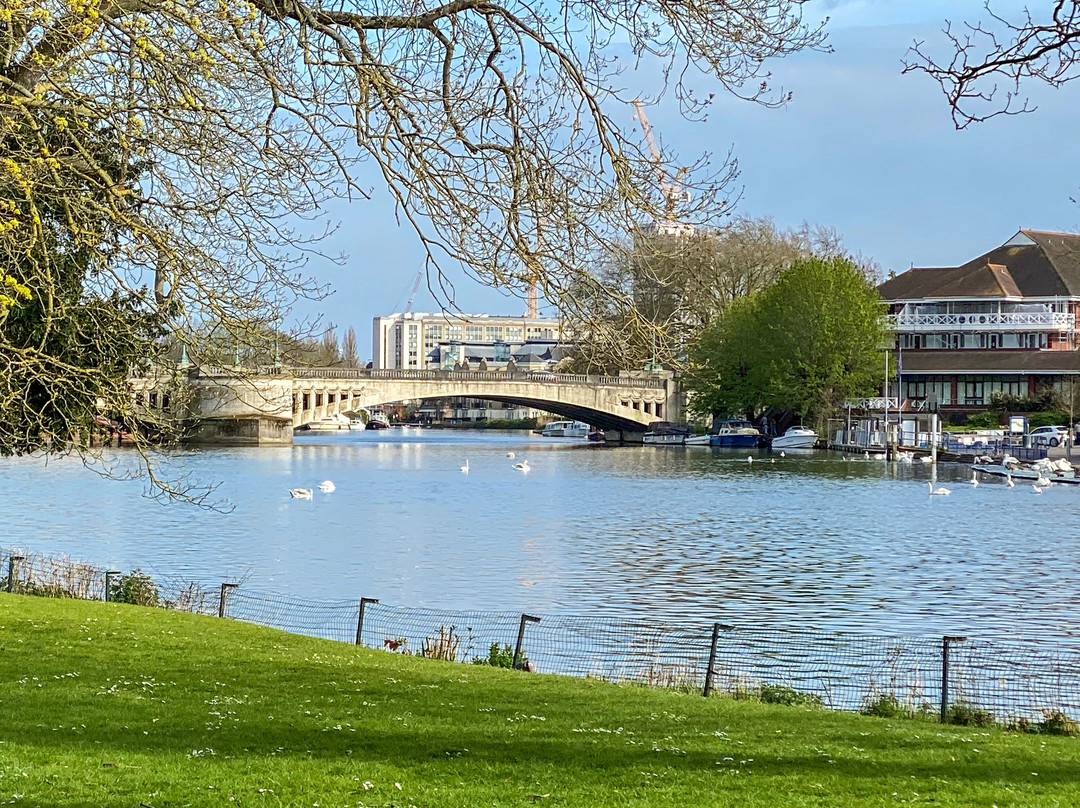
[
  {"x1": 879, "y1": 229, "x2": 1080, "y2": 418},
  {"x1": 371, "y1": 311, "x2": 564, "y2": 371}
]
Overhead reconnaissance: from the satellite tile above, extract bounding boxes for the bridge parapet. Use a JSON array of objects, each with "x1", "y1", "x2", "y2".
[{"x1": 290, "y1": 368, "x2": 667, "y2": 389}]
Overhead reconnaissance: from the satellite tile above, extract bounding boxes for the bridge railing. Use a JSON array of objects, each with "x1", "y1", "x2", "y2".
[{"x1": 288, "y1": 368, "x2": 667, "y2": 389}]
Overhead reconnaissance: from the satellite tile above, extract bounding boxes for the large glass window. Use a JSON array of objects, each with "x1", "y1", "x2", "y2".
[
  {"x1": 485, "y1": 326, "x2": 503, "y2": 341},
  {"x1": 505, "y1": 326, "x2": 523, "y2": 341},
  {"x1": 447, "y1": 325, "x2": 462, "y2": 340},
  {"x1": 466, "y1": 325, "x2": 483, "y2": 341}
]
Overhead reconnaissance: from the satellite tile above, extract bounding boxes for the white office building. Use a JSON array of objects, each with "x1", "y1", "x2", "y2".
[{"x1": 372, "y1": 312, "x2": 565, "y2": 371}]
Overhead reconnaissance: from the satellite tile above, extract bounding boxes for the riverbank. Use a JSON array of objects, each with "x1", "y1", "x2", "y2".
[{"x1": 2, "y1": 595, "x2": 1075, "y2": 807}]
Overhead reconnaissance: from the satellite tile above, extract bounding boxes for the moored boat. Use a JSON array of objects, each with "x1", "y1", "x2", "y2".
[
  {"x1": 684, "y1": 434, "x2": 712, "y2": 446},
  {"x1": 771, "y1": 426, "x2": 819, "y2": 449},
  {"x1": 541, "y1": 420, "x2": 590, "y2": 437},
  {"x1": 643, "y1": 421, "x2": 693, "y2": 445},
  {"x1": 366, "y1": 412, "x2": 390, "y2": 430},
  {"x1": 710, "y1": 419, "x2": 761, "y2": 448}
]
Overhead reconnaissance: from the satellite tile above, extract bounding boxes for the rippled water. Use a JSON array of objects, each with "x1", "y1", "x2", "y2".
[{"x1": 5, "y1": 429, "x2": 1079, "y2": 637}]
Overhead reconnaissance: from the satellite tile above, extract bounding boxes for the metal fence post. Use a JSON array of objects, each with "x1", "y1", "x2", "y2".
[
  {"x1": 355, "y1": 597, "x2": 379, "y2": 646},
  {"x1": 104, "y1": 571, "x2": 121, "y2": 602},
  {"x1": 218, "y1": 582, "x2": 239, "y2": 618},
  {"x1": 6, "y1": 556, "x2": 24, "y2": 593},
  {"x1": 940, "y1": 635, "x2": 967, "y2": 723},
  {"x1": 703, "y1": 622, "x2": 722, "y2": 697},
  {"x1": 513, "y1": 614, "x2": 541, "y2": 670}
]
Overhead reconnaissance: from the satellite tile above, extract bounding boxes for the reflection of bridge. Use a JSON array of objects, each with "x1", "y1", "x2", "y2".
[{"x1": 135, "y1": 366, "x2": 683, "y2": 445}]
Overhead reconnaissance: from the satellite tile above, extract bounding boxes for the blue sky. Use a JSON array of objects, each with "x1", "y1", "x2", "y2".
[{"x1": 299, "y1": 0, "x2": 1079, "y2": 358}]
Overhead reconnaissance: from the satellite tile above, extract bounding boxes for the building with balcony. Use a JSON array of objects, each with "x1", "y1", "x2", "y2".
[{"x1": 878, "y1": 229, "x2": 1080, "y2": 415}]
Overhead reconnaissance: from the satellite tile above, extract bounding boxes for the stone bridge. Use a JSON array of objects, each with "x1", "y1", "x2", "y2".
[{"x1": 134, "y1": 366, "x2": 683, "y2": 445}]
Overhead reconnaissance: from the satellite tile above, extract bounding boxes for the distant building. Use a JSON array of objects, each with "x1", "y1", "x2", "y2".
[
  {"x1": 371, "y1": 312, "x2": 565, "y2": 371},
  {"x1": 879, "y1": 230, "x2": 1080, "y2": 415},
  {"x1": 371, "y1": 311, "x2": 568, "y2": 423}
]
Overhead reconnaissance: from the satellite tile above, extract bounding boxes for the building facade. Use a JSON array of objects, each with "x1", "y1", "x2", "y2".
[
  {"x1": 372, "y1": 312, "x2": 564, "y2": 371},
  {"x1": 371, "y1": 311, "x2": 567, "y2": 423},
  {"x1": 879, "y1": 230, "x2": 1080, "y2": 416}
]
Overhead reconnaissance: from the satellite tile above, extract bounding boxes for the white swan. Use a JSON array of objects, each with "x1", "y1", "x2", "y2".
[
  {"x1": 1006, "y1": 474, "x2": 1015, "y2": 487},
  {"x1": 747, "y1": 456, "x2": 754, "y2": 463},
  {"x1": 318, "y1": 480, "x2": 335, "y2": 492},
  {"x1": 927, "y1": 482, "x2": 951, "y2": 496},
  {"x1": 779, "y1": 451, "x2": 785, "y2": 458},
  {"x1": 1032, "y1": 484, "x2": 1043, "y2": 494},
  {"x1": 513, "y1": 459, "x2": 531, "y2": 473},
  {"x1": 1036, "y1": 474, "x2": 1052, "y2": 488},
  {"x1": 289, "y1": 488, "x2": 313, "y2": 499},
  {"x1": 970, "y1": 471, "x2": 979, "y2": 487},
  {"x1": 506, "y1": 452, "x2": 516, "y2": 459},
  {"x1": 460, "y1": 459, "x2": 470, "y2": 474}
]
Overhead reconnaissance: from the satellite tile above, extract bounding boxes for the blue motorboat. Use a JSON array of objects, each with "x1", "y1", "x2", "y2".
[{"x1": 709, "y1": 419, "x2": 761, "y2": 448}]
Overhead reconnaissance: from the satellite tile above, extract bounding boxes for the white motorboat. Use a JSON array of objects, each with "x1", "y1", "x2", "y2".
[
  {"x1": 771, "y1": 426, "x2": 818, "y2": 449},
  {"x1": 306, "y1": 413, "x2": 352, "y2": 430},
  {"x1": 541, "y1": 420, "x2": 590, "y2": 437},
  {"x1": 684, "y1": 434, "x2": 712, "y2": 446}
]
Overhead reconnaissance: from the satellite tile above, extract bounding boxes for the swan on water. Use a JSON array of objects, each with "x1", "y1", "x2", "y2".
[
  {"x1": 513, "y1": 460, "x2": 531, "y2": 473},
  {"x1": 779, "y1": 451, "x2": 786, "y2": 458},
  {"x1": 927, "y1": 482, "x2": 951, "y2": 496},
  {"x1": 747, "y1": 456, "x2": 754, "y2": 463},
  {"x1": 1006, "y1": 474, "x2": 1015, "y2": 487},
  {"x1": 1032, "y1": 484, "x2": 1043, "y2": 494},
  {"x1": 318, "y1": 480, "x2": 335, "y2": 492},
  {"x1": 507, "y1": 452, "x2": 516, "y2": 458},
  {"x1": 289, "y1": 488, "x2": 313, "y2": 499},
  {"x1": 970, "y1": 471, "x2": 979, "y2": 487},
  {"x1": 460, "y1": 459, "x2": 470, "y2": 474},
  {"x1": 1036, "y1": 474, "x2": 1052, "y2": 488}
]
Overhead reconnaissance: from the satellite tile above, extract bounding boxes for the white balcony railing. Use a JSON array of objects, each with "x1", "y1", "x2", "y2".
[{"x1": 889, "y1": 311, "x2": 1074, "y2": 331}]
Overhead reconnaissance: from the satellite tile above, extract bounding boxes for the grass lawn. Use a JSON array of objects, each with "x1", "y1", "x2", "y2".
[{"x1": 0, "y1": 594, "x2": 1076, "y2": 807}]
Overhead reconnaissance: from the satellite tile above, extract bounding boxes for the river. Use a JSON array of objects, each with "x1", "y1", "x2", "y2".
[{"x1": 4, "y1": 428, "x2": 1078, "y2": 638}]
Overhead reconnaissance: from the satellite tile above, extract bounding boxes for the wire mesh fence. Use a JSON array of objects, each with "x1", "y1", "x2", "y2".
[{"x1": 3, "y1": 546, "x2": 1078, "y2": 731}]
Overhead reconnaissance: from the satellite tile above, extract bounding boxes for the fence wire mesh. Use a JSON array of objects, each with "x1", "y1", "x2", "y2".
[{"x1": 3, "y1": 547, "x2": 1078, "y2": 727}]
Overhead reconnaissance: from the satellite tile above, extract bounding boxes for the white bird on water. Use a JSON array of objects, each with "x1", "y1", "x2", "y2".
[
  {"x1": 289, "y1": 488, "x2": 313, "y2": 499},
  {"x1": 970, "y1": 471, "x2": 979, "y2": 487},
  {"x1": 746, "y1": 455, "x2": 754, "y2": 464},
  {"x1": 513, "y1": 459, "x2": 531, "y2": 473},
  {"x1": 506, "y1": 452, "x2": 516, "y2": 458},
  {"x1": 460, "y1": 459, "x2": 470, "y2": 474},
  {"x1": 1006, "y1": 474, "x2": 1015, "y2": 487},
  {"x1": 318, "y1": 480, "x2": 335, "y2": 492},
  {"x1": 779, "y1": 451, "x2": 785, "y2": 458},
  {"x1": 1032, "y1": 484, "x2": 1044, "y2": 494},
  {"x1": 927, "y1": 482, "x2": 951, "y2": 496}
]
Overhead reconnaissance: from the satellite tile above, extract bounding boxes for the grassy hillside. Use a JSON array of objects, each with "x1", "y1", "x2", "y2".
[{"x1": 0, "y1": 594, "x2": 1075, "y2": 807}]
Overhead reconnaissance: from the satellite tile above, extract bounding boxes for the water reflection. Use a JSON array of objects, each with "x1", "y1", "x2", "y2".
[{"x1": 3, "y1": 431, "x2": 1079, "y2": 637}]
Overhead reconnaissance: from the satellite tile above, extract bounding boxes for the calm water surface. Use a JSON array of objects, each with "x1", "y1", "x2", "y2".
[{"x1": 4, "y1": 429, "x2": 1079, "y2": 637}]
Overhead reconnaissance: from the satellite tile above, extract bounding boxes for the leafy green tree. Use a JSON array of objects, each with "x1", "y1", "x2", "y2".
[{"x1": 686, "y1": 256, "x2": 890, "y2": 426}]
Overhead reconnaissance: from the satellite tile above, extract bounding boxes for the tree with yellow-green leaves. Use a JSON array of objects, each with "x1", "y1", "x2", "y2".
[{"x1": 0, "y1": 0, "x2": 826, "y2": 483}]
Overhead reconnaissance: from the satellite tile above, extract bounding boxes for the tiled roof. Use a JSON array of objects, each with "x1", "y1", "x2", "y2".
[{"x1": 879, "y1": 230, "x2": 1080, "y2": 300}]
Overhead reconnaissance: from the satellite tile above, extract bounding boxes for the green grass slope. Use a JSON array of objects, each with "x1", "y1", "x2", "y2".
[{"x1": 0, "y1": 594, "x2": 1075, "y2": 807}]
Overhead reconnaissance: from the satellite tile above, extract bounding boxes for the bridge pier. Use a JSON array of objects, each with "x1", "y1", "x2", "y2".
[{"x1": 186, "y1": 416, "x2": 293, "y2": 446}]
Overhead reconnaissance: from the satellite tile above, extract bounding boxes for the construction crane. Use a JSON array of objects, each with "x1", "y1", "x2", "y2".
[
  {"x1": 632, "y1": 100, "x2": 694, "y2": 237},
  {"x1": 403, "y1": 266, "x2": 424, "y2": 314}
]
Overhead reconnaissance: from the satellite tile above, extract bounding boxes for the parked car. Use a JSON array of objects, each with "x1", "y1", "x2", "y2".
[{"x1": 1027, "y1": 425, "x2": 1069, "y2": 447}]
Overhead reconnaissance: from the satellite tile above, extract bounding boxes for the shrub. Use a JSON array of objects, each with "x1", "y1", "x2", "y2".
[
  {"x1": 1027, "y1": 411, "x2": 1069, "y2": 430},
  {"x1": 472, "y1": 642, "x2": 525, "y2": 669},
  {"x1": 422, "y1": 625, "x2": 460, "y2": 662},
  {"x1": 1019, "y1": 708, "x2": 1080, "y2": 734},
  {"x1": 964, "y1": 411, "x2": 1001, "y2": 430},
  {"x1": 108, "y1": 569, "x2": 159, "y2": 607},
  {"x1": 945, "y1": 702, "x2": 996, "y2": 727},
  {"x1": 860, "y1": 693, "x2": 913, "y2": 719},
  {"x1": 759, "y1": 683, "x2": 824, "y2": 708}
]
